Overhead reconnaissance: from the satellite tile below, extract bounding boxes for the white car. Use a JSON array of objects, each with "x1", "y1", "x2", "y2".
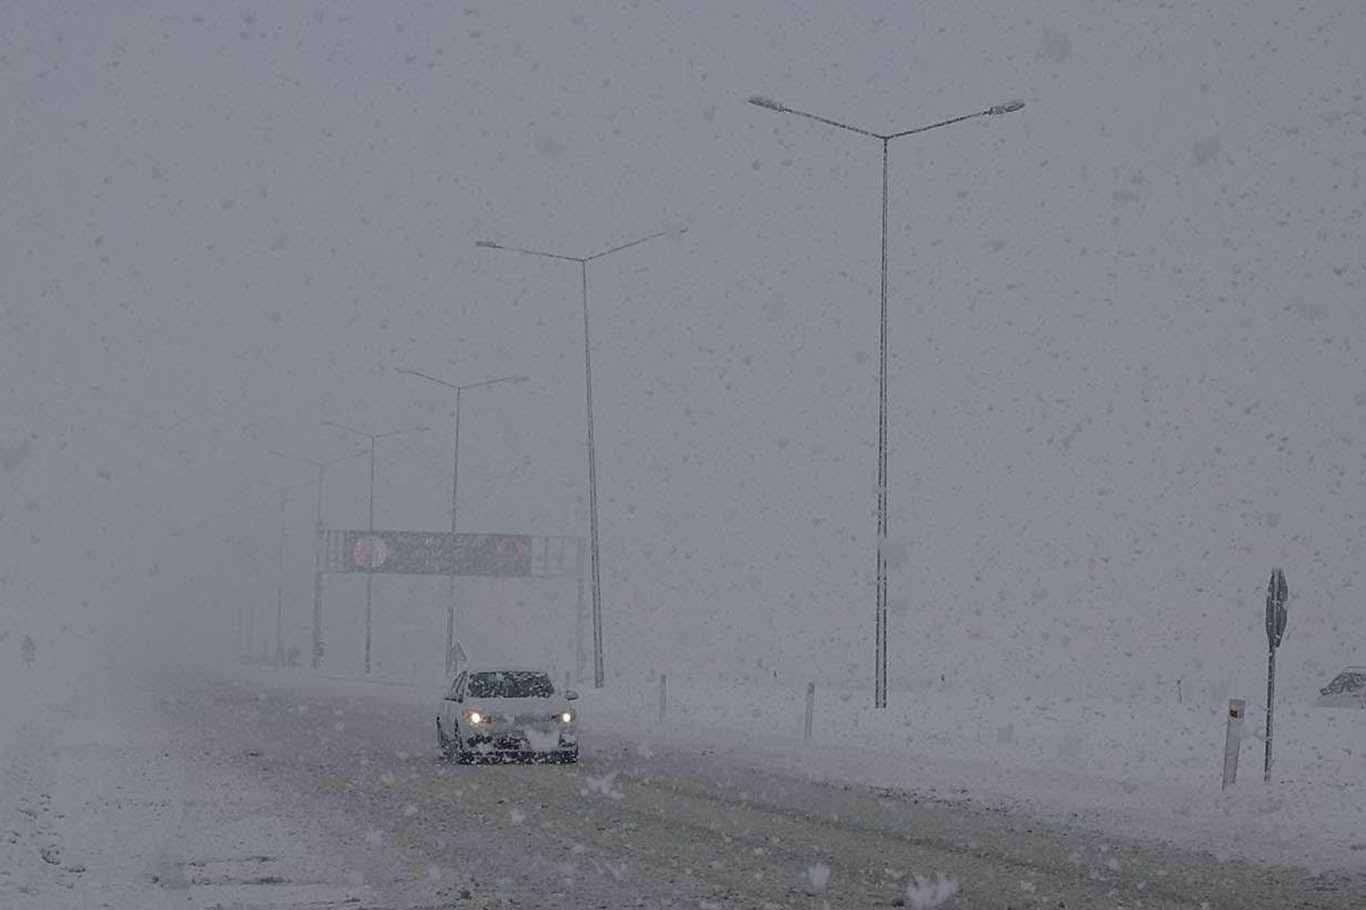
[{"x1": 436, "y1": 667, "x2": 579, "y2": 763}]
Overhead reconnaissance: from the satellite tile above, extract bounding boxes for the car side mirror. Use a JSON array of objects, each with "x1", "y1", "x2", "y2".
[
  {"x1": 444, "y1": 694, "x2": 463, "y2": 702},
  {"x1": 565, "y1": 690, "x2": 579, "y2": 701}
]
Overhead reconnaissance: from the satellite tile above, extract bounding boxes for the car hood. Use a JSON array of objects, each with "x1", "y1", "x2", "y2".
[{"x1": 463, "y1": 696, "x2": 574, "y2": 719}]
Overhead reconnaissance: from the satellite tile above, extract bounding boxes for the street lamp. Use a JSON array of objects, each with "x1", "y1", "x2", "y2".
[
  {"x1": 396, "y1": 368, "x2": 528, "y2": 674},
  {"x1": 321, "y1": 420, "x2": 431, "y2": 675},
  {"x1": 749, "y1": 93, "x2": 1024, "y2": 708},
  {"x1": 477, "y1": 228, "x2": 680, "y2": 688},
  {"x1": 270, "y1": 448, "x2": 368, "y2": 668},
  {"x1": 254, "y1": 477, "x2": 314, "y2": 667}
]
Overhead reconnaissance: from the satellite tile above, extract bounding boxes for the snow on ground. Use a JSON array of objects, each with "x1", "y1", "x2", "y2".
[
  {"x1": 0, "y1": 636, "x2": 85, "y2": 903},
  {"x1": 585, "y1": 672, "x2": 1366, "y2": 870},
  {"x1": 0, "y1": 643, "x2": 388, "y2": 909},
  {"x1": 9, "y1": 648, "x2": 1360, "y2": 908},
  {"x1": 270, "y1": 663, "x2": 1366, "y2": 873}
]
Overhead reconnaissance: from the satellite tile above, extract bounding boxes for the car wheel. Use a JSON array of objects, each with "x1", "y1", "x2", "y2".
[{"x1": 450, "y1": 723, "x2": 473, "y2": 764}]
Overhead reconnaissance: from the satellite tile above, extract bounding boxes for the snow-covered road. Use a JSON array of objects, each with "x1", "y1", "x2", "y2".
[{"x1": 7, "y1": 660, "x2": 1363, "y2": 909}]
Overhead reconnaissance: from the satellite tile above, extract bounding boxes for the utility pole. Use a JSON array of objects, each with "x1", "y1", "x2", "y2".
[
  {"x1": 254, "y1": 477, "x2": 312, "y2": 666},
  {"x1": 322, "y1": 421, "x2": 430, "y2": 674},
  {"x1": 396, "y1": 368, "x2": 527, "y2": 675},
  {"x1": 270, "y1": 448, "x2": 367, "y2": 669},
  {"x1": 478, "y1": 229, "x2": 679, "y2": 688},
  {"x1": 749, "y1": 93, "x2": 1024, "y2": 706}
]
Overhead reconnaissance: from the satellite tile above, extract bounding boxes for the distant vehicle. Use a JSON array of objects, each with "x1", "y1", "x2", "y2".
[
  {"x1": 436, "y1": 667, "x2": 579, "y2": 763},
  {"x1": 1316, "y1": 667, "x2": 1366, "y2": 707}
]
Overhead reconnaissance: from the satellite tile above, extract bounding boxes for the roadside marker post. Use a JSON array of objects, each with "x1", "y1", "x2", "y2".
[
  {"x1": 1222, "y1": 698, "x2": 1246, "y2": 789},
  {"x1": 658, "y1": 673, "x2": 667, "y2": 725},
  {"x1": 804, "y1": 682, "x2": 816, "y2": 742}
]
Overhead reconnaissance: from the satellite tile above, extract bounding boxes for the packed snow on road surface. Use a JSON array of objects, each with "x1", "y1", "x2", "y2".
[
  {"x1": 6, "y1": 0, "x2": 1366, "y2": 906},
  {"x1": 6, "y1": 642, "x2": 1366, "y2": 908}
]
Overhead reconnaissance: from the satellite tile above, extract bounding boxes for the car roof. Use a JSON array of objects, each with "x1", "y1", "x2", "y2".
[{"x1": 465, "y1": 666, "x2": 552, "y2": 675}]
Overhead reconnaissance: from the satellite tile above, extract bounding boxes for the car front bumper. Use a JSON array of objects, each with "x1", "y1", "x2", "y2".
[{"x1": 463, "y1": 725, "x2": 577, "y2": 754}]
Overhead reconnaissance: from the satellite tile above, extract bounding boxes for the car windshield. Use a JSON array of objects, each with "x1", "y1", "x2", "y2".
[{"x1": 467, "y1": 671, "x2": 555, "y2": 699}]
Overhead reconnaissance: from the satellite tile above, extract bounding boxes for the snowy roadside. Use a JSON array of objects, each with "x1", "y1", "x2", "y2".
[
  {"x1": 1, "y1": 648, "x2": 429, "y2": 909},
  {"x1": 0, "y1": 637, "x2": 85, "y2": 904},
  {"x1": 238, "y1": 664, "x2": 1366, "y2": 874},
  {"x1": 585, "y1": 676, "x2": 1366, "y2": 874}
]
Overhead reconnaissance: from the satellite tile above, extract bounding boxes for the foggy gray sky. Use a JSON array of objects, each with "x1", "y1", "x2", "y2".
[{"x1": 3, "y1": 1, "x2": 1364, "y2": 693}]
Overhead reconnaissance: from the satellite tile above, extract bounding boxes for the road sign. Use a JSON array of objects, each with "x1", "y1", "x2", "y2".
[
  {"x1": 323, "y1": 530, "x2": 533, "y2": 577},
  {"x1": 1265, "y1": 568, "x2": 1288, "y2": 649}
]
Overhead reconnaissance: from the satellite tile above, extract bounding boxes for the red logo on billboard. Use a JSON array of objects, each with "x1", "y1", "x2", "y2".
[{"x1": 353, "y1": 535, "x2": 389, "y2": 570}]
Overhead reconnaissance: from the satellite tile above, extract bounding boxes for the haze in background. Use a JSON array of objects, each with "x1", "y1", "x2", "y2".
[{"x1": 2, "y1": 0, "x2": 1362, "y2": 703}]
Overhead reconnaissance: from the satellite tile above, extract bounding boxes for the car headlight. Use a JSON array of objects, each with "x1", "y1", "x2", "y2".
[
  {"x1": 465, "y1": 709, "x2": 487, "y2": 725},
  {"x1": 558, "y1": 711, "x2": 574, "y2": 724}
]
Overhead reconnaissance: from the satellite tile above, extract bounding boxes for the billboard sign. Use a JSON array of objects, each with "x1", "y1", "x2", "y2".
[
  {"x1": 1265, "y1": 567, "x2": 1288, "y2": 650},
  {"x1": 323, "y1": 530, "x2": 532, "y2": 577}
]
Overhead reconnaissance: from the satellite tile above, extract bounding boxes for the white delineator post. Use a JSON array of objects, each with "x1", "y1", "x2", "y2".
[
  {"x1": 658, "y1": 673, "x2": 667, "y2": 725},
  {"x1": 1222, "y1": 698, "x2": 1246, "y2": 789},
  {"x1": 804, "y1": 682, "x2": 816, "y2": 742}
]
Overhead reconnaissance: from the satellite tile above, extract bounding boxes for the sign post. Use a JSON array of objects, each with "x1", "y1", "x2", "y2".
[
  {"x1": 312, "y1": 528, "x2": 325, "y2": 669},
  {"x1": 1264, "y1": 567, "x2": 1288, "y2": 784},
  {"x1": 447, "y1": 641, "x2": 467, "y2": 677}
]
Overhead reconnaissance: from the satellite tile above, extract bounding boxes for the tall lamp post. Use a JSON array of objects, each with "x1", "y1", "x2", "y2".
[
  {"x1": 396, "y1": 368, "x2": 528, "y2": 675},
  {"x1": 749, "y1": 94, "x2": 1025, "y2": 708},
  {"x1": 270, "y1": 448, "x2": 368, "y2": 668},
  {"x1": 477, "y1": 229, "x2": 677, "y2": 688},
  {"x1": 255, "y1": 477, "x2": 313, "y2": 666},
  {"x1": 321, "y1": 421, "x2": 430, "y2": 675}
]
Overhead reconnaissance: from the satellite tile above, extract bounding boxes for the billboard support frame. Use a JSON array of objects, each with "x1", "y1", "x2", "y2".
[{"x1": 312, "y1": 530, "x2": 586, "y2": 678}]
